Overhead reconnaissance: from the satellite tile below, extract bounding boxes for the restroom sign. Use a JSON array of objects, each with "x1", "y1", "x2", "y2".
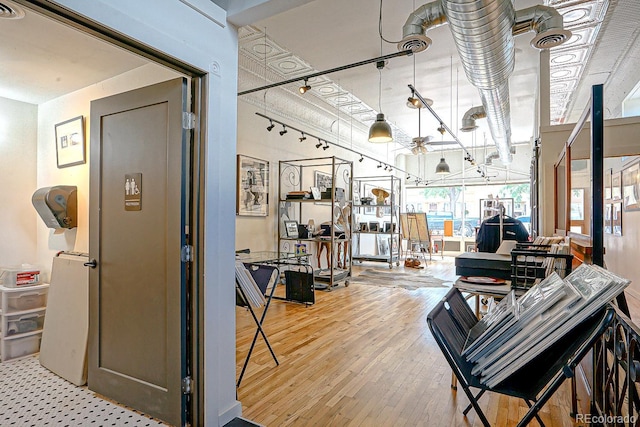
[{"x1": 125, "y1": 173, "x2": 142, "y2": 211}]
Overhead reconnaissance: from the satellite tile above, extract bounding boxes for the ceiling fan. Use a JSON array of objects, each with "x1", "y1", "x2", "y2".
[{"x1": 397, "y1": 135, "x2": 458, "y2": 155}]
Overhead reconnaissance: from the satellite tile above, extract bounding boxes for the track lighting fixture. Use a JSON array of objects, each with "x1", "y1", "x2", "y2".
[
  {"x1": 299, "y1": 79, "x2": 311, "y2": 94},
  {"x1": 406, "y1": 175, "x2": 411, "y2": 180},
  {"x1": 256, "y1": 113, "x2": 413, "y2": 178}
]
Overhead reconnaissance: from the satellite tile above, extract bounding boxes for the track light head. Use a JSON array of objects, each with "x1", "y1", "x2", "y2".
[
  {"x1": 316, "y1": 139, "x2": 323, "y2": 149},
  {"x1": 299, "y1": 132, "x2": 306, "y2": 142},
  {"x1": 266, "y1": 120, "x2": 275, "y2": 131},
  {"x1": 299, "y1": 79, "x2": 311, "y2": 94},
  {"x1": 359, "y1": 156, "x2": 364, "y2": 162},
  {"x1": 322, "y1": 142, "x2": 330, "y2": 150},
  {"x1": 279, "y1": 125, "x2": 288, "y2": 136},
  {"x1": 377, "y1": 162, "x2": 382, "y2": 169}
]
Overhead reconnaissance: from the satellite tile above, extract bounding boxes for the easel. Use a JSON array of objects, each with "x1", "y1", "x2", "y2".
[{"x1": 400, "y1": 212, "x2": 432, "y2": 263}]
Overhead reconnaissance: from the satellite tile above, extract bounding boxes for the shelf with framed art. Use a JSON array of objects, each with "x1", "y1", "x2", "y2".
[
  {"x1": 278, "y1": 156, "x2": 353, "y2": 290},
  {"x1": 351, "y1": 175, "x2": 401, "y2": 269}
]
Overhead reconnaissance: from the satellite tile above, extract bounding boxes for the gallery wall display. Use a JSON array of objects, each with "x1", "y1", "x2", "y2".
[
  {"x1": 55, "y1": 116, "x2": 86, "y2": 168},
  {"x1": 237, "y1": 154, "x2": 269, "y2": 216}
]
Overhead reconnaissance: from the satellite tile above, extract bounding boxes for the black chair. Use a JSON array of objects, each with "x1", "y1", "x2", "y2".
[
  {"x1": 235, "y1": 262, "x2": 280, "y2": 387},
  {"x1": 427, "y1": 287, "x2": 614, "y2": 427}
]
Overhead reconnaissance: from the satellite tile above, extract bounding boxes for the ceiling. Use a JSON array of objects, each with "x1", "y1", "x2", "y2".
[
  {"x1": 1, "y1": 0, "x2": 638, "y2": 180},
  {"x1": 235, "y1": 0, "x2": 640, "y2": 165},
  {"x1": 0, "y1": 1, "x2": 146, "y2": 105}
]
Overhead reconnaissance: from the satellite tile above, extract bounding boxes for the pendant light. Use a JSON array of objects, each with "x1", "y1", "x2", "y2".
[
  {"x1": 435, "y1": 124, "x2": 450, "y2": 175},
  {"x1": 368, "y1": 61, "x2": 393, "y2": 143}
]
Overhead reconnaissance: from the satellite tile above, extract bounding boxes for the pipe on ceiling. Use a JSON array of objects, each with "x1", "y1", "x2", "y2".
[
  {"x1": 460, "y1": 105, "x2": 486, "y2": 132},
  {"x1": 399, "y1": 1, "x2": 570, "y2": 165}
]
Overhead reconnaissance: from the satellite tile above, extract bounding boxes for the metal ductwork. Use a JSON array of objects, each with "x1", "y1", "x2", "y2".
[
  {"x1": 485, "y1": 145, "x2": 516, "y2": 165},
  {"x1": 399, "y1": 1, "x2": 570, "y2": 165},
  {"x1": 460, "y1": 105, "x2": 486, "y2": 132}
]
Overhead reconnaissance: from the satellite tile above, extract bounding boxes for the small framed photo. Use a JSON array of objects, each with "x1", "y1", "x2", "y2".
[
  {"x1": 359, "y1": 222, "x2": 369, "y2": 232},
  {"x1": 368, "y1": 222, "x2": 379, "y2": 232},
  {"x1": 310, "y1": 186, "x2": 321, "y2": 200},
  {"x1": 55, "y1": 116, "x2": 85, "y2": 168},
  {"x1": 613, "y1": 201, "x2": 623, "y2": 236},
  {"x1": 314, "y1": 171, "x2": 332, "y2": 192},
  {"x1": 622, "y1": 161, "x2": 640, "y2": 211},
  {"x1": 284, "y1": 220, "x2": 299, "y2": 238},
  {"x1": 612, "y1": 171, "x2": 622, "y2": 201}
]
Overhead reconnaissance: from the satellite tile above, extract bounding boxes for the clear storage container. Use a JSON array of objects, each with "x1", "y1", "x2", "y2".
[{"x1": 0, "y1": 265, "x2": 41, "y2": 288}]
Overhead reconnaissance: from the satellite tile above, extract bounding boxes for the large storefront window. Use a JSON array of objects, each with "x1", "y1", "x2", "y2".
[{"x1": 405, "y1": 183, "x2": 531, "y2": 237}]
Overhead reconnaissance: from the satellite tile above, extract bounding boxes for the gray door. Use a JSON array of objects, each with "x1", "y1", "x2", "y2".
[{"x1": 88, "y1": 78, "x2": 189, "y2": 426}]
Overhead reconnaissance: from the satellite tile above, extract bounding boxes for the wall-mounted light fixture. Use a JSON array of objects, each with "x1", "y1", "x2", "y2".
[
  {"x1": 267, "y1": 120, "x2": 275, "y2": 131},
  {"x1": 299, "y1": 132, "x2": 307, "y2": 142},
  {"x1": 322, "y1": 141, "x2": 330, "y2": 150},
  {"x1": 279, "y1": 125, "x2": 288, "y2": 136},
  {"x1": 315, "y1": 139, "x2": 323, "y2": 149}
]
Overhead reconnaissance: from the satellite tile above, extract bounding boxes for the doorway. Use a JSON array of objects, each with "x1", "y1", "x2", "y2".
[{"x1": 0, "y1": 1, "x2": 205, "y2": 425}]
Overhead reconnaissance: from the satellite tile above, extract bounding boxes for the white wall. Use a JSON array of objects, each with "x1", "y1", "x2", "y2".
[
  {"x1": 51, "y1": 1, "x2": 241, "y2": 424},
  {"x1": 0, "y1": 97, "x2": 38, "y2": 267},
  {"x1": 35, "y1": 64, "x2": 180, "y2": 281}
]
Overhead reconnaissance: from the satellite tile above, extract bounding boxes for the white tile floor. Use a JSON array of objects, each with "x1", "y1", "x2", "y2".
[{"x1": 0, "y1": 356, "x2": 168, "y2": 426}]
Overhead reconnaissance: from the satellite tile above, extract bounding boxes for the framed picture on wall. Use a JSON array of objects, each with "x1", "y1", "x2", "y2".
[
  {"x1": 613, "y1": 201, "x2": 623, "y2": 236},
  {"x1": 237, "y1": 154, "x2": 269, "y2": 216},
  {"x1": 604, "y1": 168, "x2": 612, "y2": 201},
  {"x1": 612, "y1": 170, "x2": 622, "y2": 201},
  {"x1": 604, "y1": 203, "x2": 612, "y2": 234},
  {"x1": 55, "y1": 116, "x2": 85, "y2": 168},
  {"x1": 622, "y1": 161, "x2": 640, "y2": 211}
]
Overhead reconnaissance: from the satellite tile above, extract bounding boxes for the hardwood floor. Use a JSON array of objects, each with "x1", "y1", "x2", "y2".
[{"x1": 236, "y1": 258, "x2": 577, "y2": 426}]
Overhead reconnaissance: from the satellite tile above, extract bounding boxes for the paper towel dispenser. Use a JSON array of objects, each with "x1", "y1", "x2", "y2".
[{"x1": 32, "y1": 186, "x2": 77, "y2": 229}]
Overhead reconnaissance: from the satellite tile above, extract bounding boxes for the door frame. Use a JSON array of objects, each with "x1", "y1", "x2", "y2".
[{"x1": 17, "y1": 0, "x2": 207, "y2": 423}]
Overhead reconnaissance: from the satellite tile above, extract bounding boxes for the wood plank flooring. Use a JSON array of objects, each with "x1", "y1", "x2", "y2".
[{"x1": 235, "y1": 258, "x2": 577, "y2": 427}]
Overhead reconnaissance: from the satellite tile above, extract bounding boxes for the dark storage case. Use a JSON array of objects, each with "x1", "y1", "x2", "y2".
[{"x1": 455, "y1": 252, "x2": 512, "y2": 280}]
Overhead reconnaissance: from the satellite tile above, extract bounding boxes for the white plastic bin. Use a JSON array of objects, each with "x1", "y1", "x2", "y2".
[
  {"x1": 7, "y1": 289, "x2": 48, "y2": 311},
  {"x1": 0, "y1": 265, "x2": 41, "y2": 288},
  {"x1": 5, "y1": 335, "x2": 41, "y2": 360}
]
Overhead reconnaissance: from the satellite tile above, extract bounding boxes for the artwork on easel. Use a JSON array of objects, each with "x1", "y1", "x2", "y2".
[{"x1": 399, "y1": 212, "x2": 431, "y2": 243}]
